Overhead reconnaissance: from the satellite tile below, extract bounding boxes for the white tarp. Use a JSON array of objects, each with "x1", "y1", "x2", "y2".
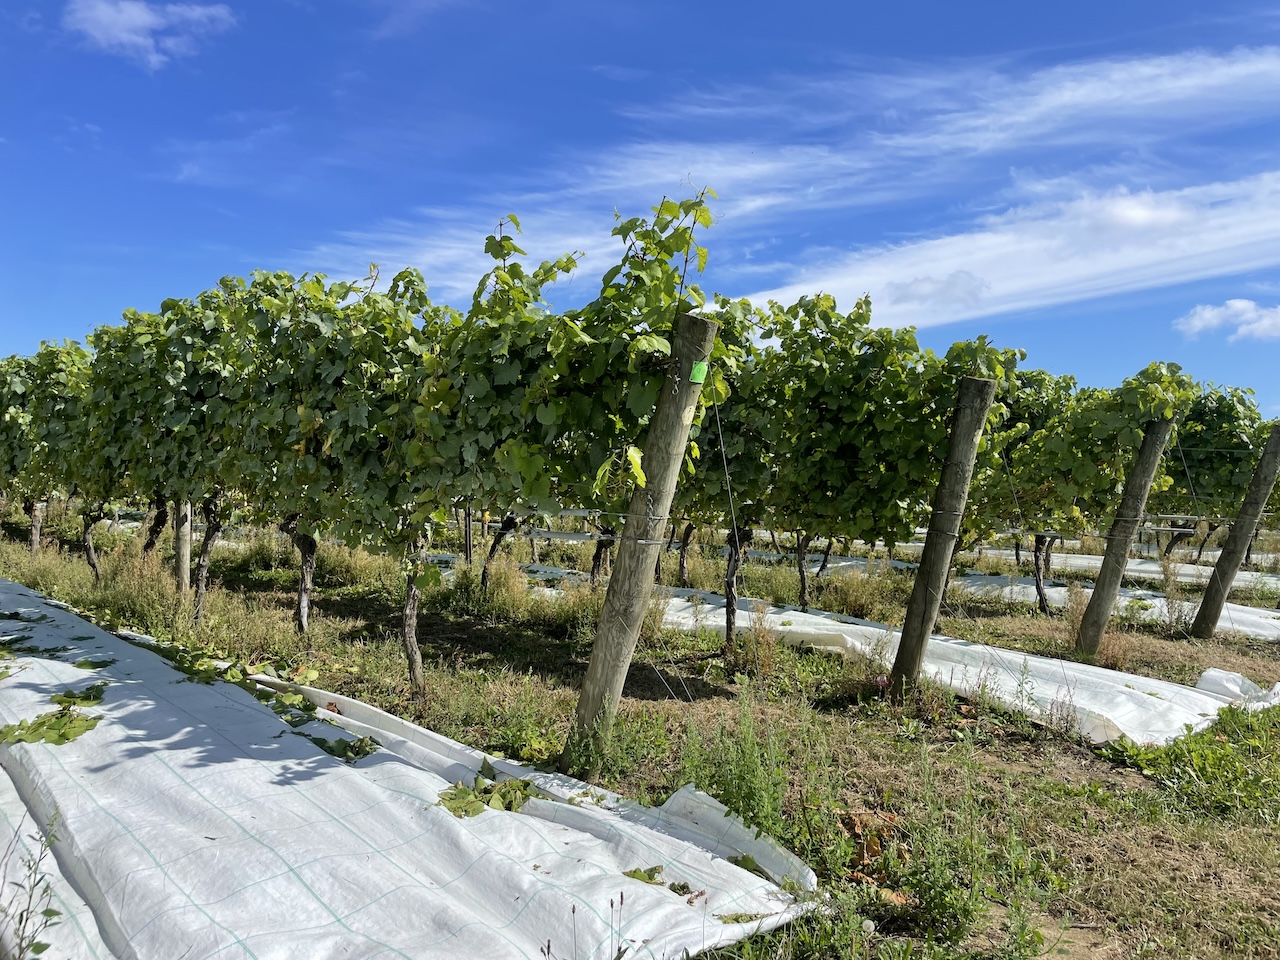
[
  {"x1": 0, "y1": 579, "x2": 813, "y2": 960},
  {"x1": 741, "y1": 552, "x2": 1280, "y2": 643},
  {"x1": 660, "y1": 588, "x2": 1280, "y2": 746},
  {"x1": 952, "y1": 572, "x2": 1280, "y2": 641},
  {"x1": 974, "y1": 548, "x2": 1280, "y2": 591},
  {"x1": 521, "y1": 555, "x2": 1280, "y2": 742}
]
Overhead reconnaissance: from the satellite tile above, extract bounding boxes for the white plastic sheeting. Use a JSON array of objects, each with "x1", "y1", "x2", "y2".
[
  {"x1": 952, "y1": 572, "x2": 1280, "y2": 641},
  {"x1": 754, "y1": 552, "x2": 1280, "y2": 643},
  {"x1": 975, "y1": 548, "x2": 1280, "y2": 591},
  {"x1": 661, "y1": 588, "x2": 1280, "y2": 746},
  {"x1": 0, "y1": 578, "x2": 813, "y2": 960}
]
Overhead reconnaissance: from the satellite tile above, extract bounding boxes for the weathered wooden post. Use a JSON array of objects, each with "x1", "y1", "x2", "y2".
[
  {"x1": 463, "y1": 503, "x2": 474, "y2": 565},
  {"x1": 889, "y1": 376, "x2": 996, "y2": 699},
  {"x1": 174, "y1": 499, "x2": 192, "y2": 594},
  {"x1": 24, "y1": 500, "x2": 41, "y2": 554},
  {"x1": 1191, "y1": 423, "x2": 1280, "y2": 638},
  {"x1": 402, "y1": 534, "x2": 429, "y2": 693},
  {"x1": 1075, "y1": 419, "x2": 1175, "y2": 656},
  {"x1": 561, "y1": 313, "x2": 718, "y2": 773}
]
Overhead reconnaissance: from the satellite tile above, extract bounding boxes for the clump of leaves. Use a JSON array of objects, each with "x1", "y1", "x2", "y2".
[
  {"x1": 50, "y1": 682, "x2": 108, "y2": 707},
  {"x1": 300, "y1": 733, "x2": 379, "y2": 764},
  {"x1": 439, "y1": 773, "x2": 538, "y2": 817},
  {"x1": 73, "y1": 657, "x2": 116, "y2": 669},
  {"x1": 1, "y1": 709, "x2": 100, "y2": 745},
  {"x1": 715, "y1": 911, "x2": 770, "y2": 925},
  {"x1": 728, "y1": 853, "x2": 772, "y2": 882},
  {"x1": 623, "y1": 865, "x2": 665, "y2": 885}
]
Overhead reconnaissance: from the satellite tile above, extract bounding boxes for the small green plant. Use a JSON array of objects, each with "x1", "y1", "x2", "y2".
[
  {"x1": 1157, "y1": 554, "x2": 1194, "y2": 636},
  {"x1": 724, "y1": 600, "x2": 777, "y2": 679},
  {"x1": 0, "y1": 813, "x2": 62, "y2": 960},
  {"x1": 679, "y1": 691, "x2": 786, "y2": 840},
  {"x1": 816, "y1": 568, "x2": 913, "y2": 625},
  {"x1": 1064, "y1": 581, "x2": 1088, "y2": 644}
]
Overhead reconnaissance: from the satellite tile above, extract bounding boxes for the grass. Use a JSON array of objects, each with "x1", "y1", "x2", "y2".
[{"x1": 1, "y1": 522, "x2": 1279, "y2": 958}]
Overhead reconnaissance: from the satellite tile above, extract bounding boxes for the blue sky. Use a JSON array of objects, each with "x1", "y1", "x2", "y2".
[{"x1": 3, "y1": 1, "x2": 1279, "y2": 412}]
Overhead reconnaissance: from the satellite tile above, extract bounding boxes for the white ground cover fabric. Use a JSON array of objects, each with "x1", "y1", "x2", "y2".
[
  {"x1": 746, "y1": 552, "x2": 1280, "y2": 643},
  {"x1": 952, "y1": 572, "x2": 1280, "y2": 641},
  {"x1": 518, "y1": 556, "x2": 1280, "y2": 743},
  {"x1": 974, "y1": 549, "x2": 1280, "y2": 591},
  {"x1": 660, "y1": 588, "x2": 1280, "y2": 747},
  {"x1": 0, "y1": 578, "x2": 814, "y2": 960}
]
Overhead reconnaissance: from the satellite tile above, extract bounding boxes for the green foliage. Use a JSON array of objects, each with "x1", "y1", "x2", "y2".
[
  {"x1": 0, "y1": 343, "x2": 92, "y2": 508},
  {"x1": 49, "y1": 682, "x2": 107, "y2": 707},
  {"x1": 622, "y1": 864, "x2": 666, "y2": 884},
  {"x1": 234, "y1": 268, "x2": 451, "y2": 552},
  {"x1": 680, "y1": 294, "x2": 1021, "y2": 553},
  {"x1": 438, "y1": 772, "x2": 538, "y2": 816},
  {"x1": 679, "y1": 691, "x2": 787, "y2": 839},
  {"x1": 299, "y1": 732, "x2": 380, "y2": 764},
  {"x1": 0, "y1": 814, "x2": 63, "y2": 960},
  {"x1": 1, "y1": 709, "x2": 100, "y2": 745},
  {"x1": 1150, "y1": 384, "x2": 1267, "y2": 521},
  {"x1": 1101, "y1": 706, "x2": 1280, "y2": 822},
  {"x1": 969, "y1": 362, "x2": 1197, "y2": 542}
]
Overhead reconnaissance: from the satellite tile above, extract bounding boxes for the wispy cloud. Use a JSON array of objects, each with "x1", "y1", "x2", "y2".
[
  {"x1": 1175, "y1": 299, "x2": 1280, "y2": 340},
  {"x1": 627, "y1": 47, "x2": 1280, "y2": 152},
  {"x1": 877, "y1": 47, "x2": 1280, "y2": 155},
  {"x1": 297, "y1": 46, "x2": 1280, "y2": 320},
  {"x1": 62, "y1": 0, "x2": 236, "y2": 69},
  {"x1": 361, "y1": 0, "x2": 461, "y2": 39},
  {"x1": 749, "y1": 174, "x2": 1280, "y2": 326},
  {"x1": 158, "y1": 112, "x2": 296, "y2": 187}
]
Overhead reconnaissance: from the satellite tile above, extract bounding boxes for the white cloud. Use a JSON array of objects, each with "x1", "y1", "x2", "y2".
[
  {"x1": 297, "y1": 47, "x2": 1280, "y2": 322},
  {"x1": 362, "y1": 0, "x2": 459, "y2": 39},
  {"x1": 1175, "y1": 299, "x2": 1280, "y2": 340},
  {"x1": 884, "y1": 271, "x2": 989, "y2": 308},
  {"x1": 878, "y1": 47, "x2": 1280, "y2": 155},
  {"x1": 62, "y1": 0, "x2": 236, "y2": 69},
  {"x1": 747, "y1": 173, "x2": 1280, "y2": 326},
  {"x1": 630, "y1": 47, "x2": 1280, "y2": 159}
]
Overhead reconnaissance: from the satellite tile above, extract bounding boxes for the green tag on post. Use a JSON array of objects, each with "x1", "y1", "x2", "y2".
[{"x1": 690, "y1": 361, "x2": 708, "y2": 384}]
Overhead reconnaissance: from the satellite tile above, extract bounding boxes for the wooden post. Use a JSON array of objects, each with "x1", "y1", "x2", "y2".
[
  {"x1": 1075, "y1": 419, "x2": 1174, "y2": 656},
  {"x1": 463, "y1": 503, "x2": 473, "y2": 565},
  {"x1": 25, "y1": 500, "x2": 42, "y2": 554},
  {"x1": 722, "y1": 523, "x2": 754, "y2": 647},
  {"x1": 796, "y1": 532, "x2": 812, "y2": 611},
  {"x1": 889, "y1": 376, "x2": 996, "y2": 699},
  {"x1": 562, "y1": 313, "x2": 718, "y2": 772},
  {"x1": 174, "y1": 500, "x2": 192, "y2": 594},
  {"x1": 402, "y1": 534, "x2": 428, "y2": 693},
  {"x1": 1191, "y1": 423, "x2": 1280, "y2": 638}
]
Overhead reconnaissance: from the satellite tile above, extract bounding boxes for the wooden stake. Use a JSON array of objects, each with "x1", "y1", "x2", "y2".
[
  {"x1": 889, "y1": 376, "x2": 996, "y2": 699},
  {"x1": 562, "y1": 313, "x2": 718, "y2": 772},
  {"x1": 1075, "y1": 419, "x2": 1174, "y2": 656},
  {"x1": 1191, "y1": 422, "x2": 1280, "y2": 638},
  {"x1": 174, "y1": 499, "x2": 192, "y2": 594}
]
